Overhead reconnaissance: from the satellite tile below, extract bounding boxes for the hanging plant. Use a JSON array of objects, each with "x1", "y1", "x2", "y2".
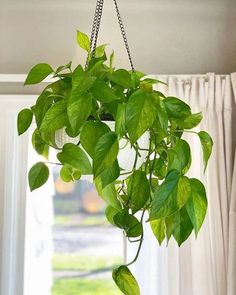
[{"x1": 17, "y1": 0, "x2": 213, "y2": 294}]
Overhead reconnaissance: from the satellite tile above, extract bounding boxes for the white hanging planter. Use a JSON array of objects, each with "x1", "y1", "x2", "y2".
[
  {"x1": 55, "y1": 129, "x2": 80, "y2": 148},
  {"x1": 55, "y1": 121, "x2": 149, "y2": 174}
]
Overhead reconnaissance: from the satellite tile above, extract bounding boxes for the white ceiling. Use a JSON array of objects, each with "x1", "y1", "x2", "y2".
[{"x1": 0, "y1": 0, "x2": 236, "y2": 74}]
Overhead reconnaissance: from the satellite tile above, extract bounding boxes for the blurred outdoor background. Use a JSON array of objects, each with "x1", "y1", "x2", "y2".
[{"x1": 51, "y1": 165, "x2": 123, "y2": 295}]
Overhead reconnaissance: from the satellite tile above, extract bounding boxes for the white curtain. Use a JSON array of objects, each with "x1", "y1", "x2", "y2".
[{"x1": 127, "y1": 73, "x2": 236, "y2": 295}]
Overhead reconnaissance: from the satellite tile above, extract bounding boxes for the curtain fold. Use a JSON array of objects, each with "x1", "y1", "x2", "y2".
[
  {"x1": 227, "y1": 73, "x2": 236, "y2": 295},
  {"x1": 127, "y1": 73, "x2": 236, "y2": 295}
]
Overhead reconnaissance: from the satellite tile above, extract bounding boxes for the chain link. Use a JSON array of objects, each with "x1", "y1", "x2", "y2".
[
  {"x1": 91, "y1": 0, "x2": 104, "y2": 57},
  {"x1": 112, "y1": 0, "x2": 135, "y2": 72},
  {"x1": 86, "y1": 0, "x2": 135, "y2": 72},
  {"x1": 85, "y1": 0, "x2": 103, "y2": 68},
  {"x1": 89, "y1": 0, "x2": 101, "y2": 53}
]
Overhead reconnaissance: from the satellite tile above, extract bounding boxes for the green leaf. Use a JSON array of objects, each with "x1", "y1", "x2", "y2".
[
  {"x1": 109, "y1": 51, "x2": 115, "y2": 70},
  {"x1": 60, "y1": 164, "x2": 81, "y2": 182},
  {"x1": 167, "y1": 139, "x2": 191, "y2": 174},
  {"x1": 150, "y1": 218, "x2": 165, "y2": 245},
  {"x1": 87, "y1": 55, "x2": 107, "y2": 75},
  {"x1": 126, "y1": 89, "x2": 158, "y2": 144},
  {"x1": 32, "y1": 130, "x2": 49, "y2": 159},
  {"x1": 54, "y1": 78, "x2": 71, "y2": 95},
  {"x1": 97, "y1": 160, "x2": 120, "y2": 189},
  {"x1": 54, "y1": 61, "x2": 72, "y2": 75},
  {"x1": 111, "y1": 69, "x2": 134, "y2": 88},
  {"x1": 103, "y1": 101, "x2": 119, "y2": 119},
  {"x1": 152, "y1": 118, "x2": 167, "y2": 143},
  {"x1": 127, "y1": 170, "x2": 150, "y2": 214},
  {"x1": 113, "y1": 211, "x2": 143, "y2": 238},
  {"x1": 156, "y1": 99, "x2": 168, "y2": 133},
  {"x1": 179, "y1": 112, "x2": 203, "y2": 129},
  {"x1": 40, "y1": 130, "x2": 57, "y2": 148},
  {"x1": 45, "y1": 77, "x2": 72, "y2": 96},
  {"x1": 131, "y1": 71, "x2": 146, "y2": 88},
  {"x1": 154, "y1": 90, "x2": 166, "y2": 99},
  {"x1": 35, "y1": 90, "x2": 52, "y2": 106},
  {"x1": 149, "y1": 171, "x2": 191, "y2": 220},
  {"x1": 88, "y1": 59, "x2": 105, "y2": 76},
  {"x1": 95, "y1": 181, "x2": 121, "y2": 211},
  {"x1": 40, "y1": 101, "x2": 67, "y2": 132},
  {"x1": 115, "y1": 103, "x2": 126, "y2": 137},
  {"x1": 77, "y1": 31, "x2": 90, "y2": 52},
  {"x1": 72, "y1": 65, "x2": 84, "y2": 87},
  {"x1": 140, "y1": 81, "x2": 153, "y2": 92},
  {"x1": 163, "y1": 97, "x2": 191, "y2": 119},
  {"x1": 80, "y1": 121, "x2": 110, "y2": 158},
  {"x1": 165, "y1": 207, "x2": 193, "y2": 246},
  {"x1": 67, "y1": 92, "x2": 92, "y2": 135},
  {"x1": 74, "y1": 76, "x2": 96, "y2": 94},
  {"x1": 25, "y1": 63, "x2": 54, "y2": 85},
  {"x1": 28, "y1": 162, "x2": 49, "y2": 191},
  {"x1": 91, "y1": 79, "x2": 119, "y2": 103},
  {"x1": 72, "y1": 70, "x2": 96, "y2": 92},
  {"x1": 17, "y1": 108, "x2": 33, "y2": 135},
  {"x1": 32, "y1": 91, "x2": 53, "y2": 127},
  {"x1": 105, "y1": 205, "x2": 120, "y2": 225},
  {"x1": 198, "y1": 131, "x2": 213, "y2": 171},
  {"x1": 60, "y1": 165, "x2": 73, "y2": 182},
  {"x1": 141, "y1": 78, "x2": 167, "y2": 86},
  {"x1": 57, "y1": 143, "x2": 92, "y2": 174},
  {"x1": 93, "y1": 132, "x2": 119, "y2": 177},
  {"x1": 153, "y1": 152, "x2": 167, "y2": 180},
  {"x1": 95, "y1": 44, "x2": 107, "y2": 58},
  {"x1": 186, "y1": 178, "x2": 207, "y2": 235},
  {"x1": 112, "y1": 266, "x2": 140, "y2": 295}
]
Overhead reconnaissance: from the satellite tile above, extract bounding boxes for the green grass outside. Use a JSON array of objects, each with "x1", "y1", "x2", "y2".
[
  {"x1": 54, "y1": 214, "x2": 109, "y2": 227},
  {"x1": 81, "y1": 215, "x2": 109, "y2": 226},
  {"x1": 52, "y1": 215, "x2": 122, "y2": 293},
  {"x1": 52, "y1": 254, "x2": 123, "y2": 271},
  {"x1": 52, "y1": 278, "x2": 122, "y2": 295}
]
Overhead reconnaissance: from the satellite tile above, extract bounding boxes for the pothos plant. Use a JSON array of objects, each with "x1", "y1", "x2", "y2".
[{"x1": 17, "y1": 31, "x2": 213, "y2": 295}]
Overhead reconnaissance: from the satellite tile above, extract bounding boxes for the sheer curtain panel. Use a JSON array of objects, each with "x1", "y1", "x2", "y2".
[{"x1": 127, "y1": 73, "x2": 236, "y2": 295}]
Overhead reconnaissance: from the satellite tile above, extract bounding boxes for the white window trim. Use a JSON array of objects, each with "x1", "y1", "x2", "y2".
[
  {"x1": 0, "y1": 94, "x2": 37, "y2": 295},
  {"x1": 0, "y1": 74, "x2": 50, "y2": 295}
]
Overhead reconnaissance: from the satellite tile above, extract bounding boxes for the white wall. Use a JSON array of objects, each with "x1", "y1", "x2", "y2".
[{"x1": 0, "y1": 0, "x2": 236, "y2": 74}]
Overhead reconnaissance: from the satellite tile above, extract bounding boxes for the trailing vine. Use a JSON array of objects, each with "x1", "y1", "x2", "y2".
[{"x1": 17, "y1": 31, "x2": 213, "y2": 295}]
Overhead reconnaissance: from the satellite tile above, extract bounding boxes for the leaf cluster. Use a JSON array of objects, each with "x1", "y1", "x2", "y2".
[{"x1": 17, "y1": 31, "x2": 213, "y2": 295}]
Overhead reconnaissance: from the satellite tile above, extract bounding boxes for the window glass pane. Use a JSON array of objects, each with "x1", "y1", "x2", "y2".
[
  {"x1": 24, "y1": 137, "x2": 123, "y2": 295},
  {"x1": 51, "y1": 165, "x2": 123, "y2": 295}
]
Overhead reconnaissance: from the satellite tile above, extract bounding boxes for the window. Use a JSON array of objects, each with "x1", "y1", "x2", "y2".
[
  {"x1": 0, "y1": 88, "x2": 124, "y2": 295},
  {"x1": 24, "y1": 132, "x2": 124, "y2": 295}
]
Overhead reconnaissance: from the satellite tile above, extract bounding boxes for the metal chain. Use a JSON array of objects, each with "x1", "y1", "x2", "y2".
[
  {"x1": 86, "y1": 0, "x2": 103, "y2": 68},
  {"x1": 91, "y1": 0, "x2": 104, "y2": 57},
  {"x1": 89, "y1": 0, "x2": 102, "y2": 53},
  {"x1": 112, "y1": 0, "x2": 135, "y2": 72},
  {"x1": 86, "y1": 0, "x2": 135, "y2": 72}
]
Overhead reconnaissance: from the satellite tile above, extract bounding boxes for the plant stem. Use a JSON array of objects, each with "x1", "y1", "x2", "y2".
[
  {"x1": 125, "y1": 144, "x2": 139, "y2": 205},
  {"x1": 171, "y1": 129, "x2": 198, "y2": 135},
  {"x1": 137, "y1": 148, "x2": 150, "y2": 151},
  {"x1": 126, "y1": 210, "x2": 145, "y2": 267},
  {"x1": 149, "y1": 134, "x2": 158, "y2": 192},
  {"x1": 144, "y1": 137, "x2": 152, "y2": 172},
  {"x1": 120, "y1": 171, "x2": 132, "y2": 176},
  {"x1": 128, "y1": 237, "x2": 143, "y2": 243},
  {"x1": 45, "y1": 161, "x2": 62, "y2": 166}
]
